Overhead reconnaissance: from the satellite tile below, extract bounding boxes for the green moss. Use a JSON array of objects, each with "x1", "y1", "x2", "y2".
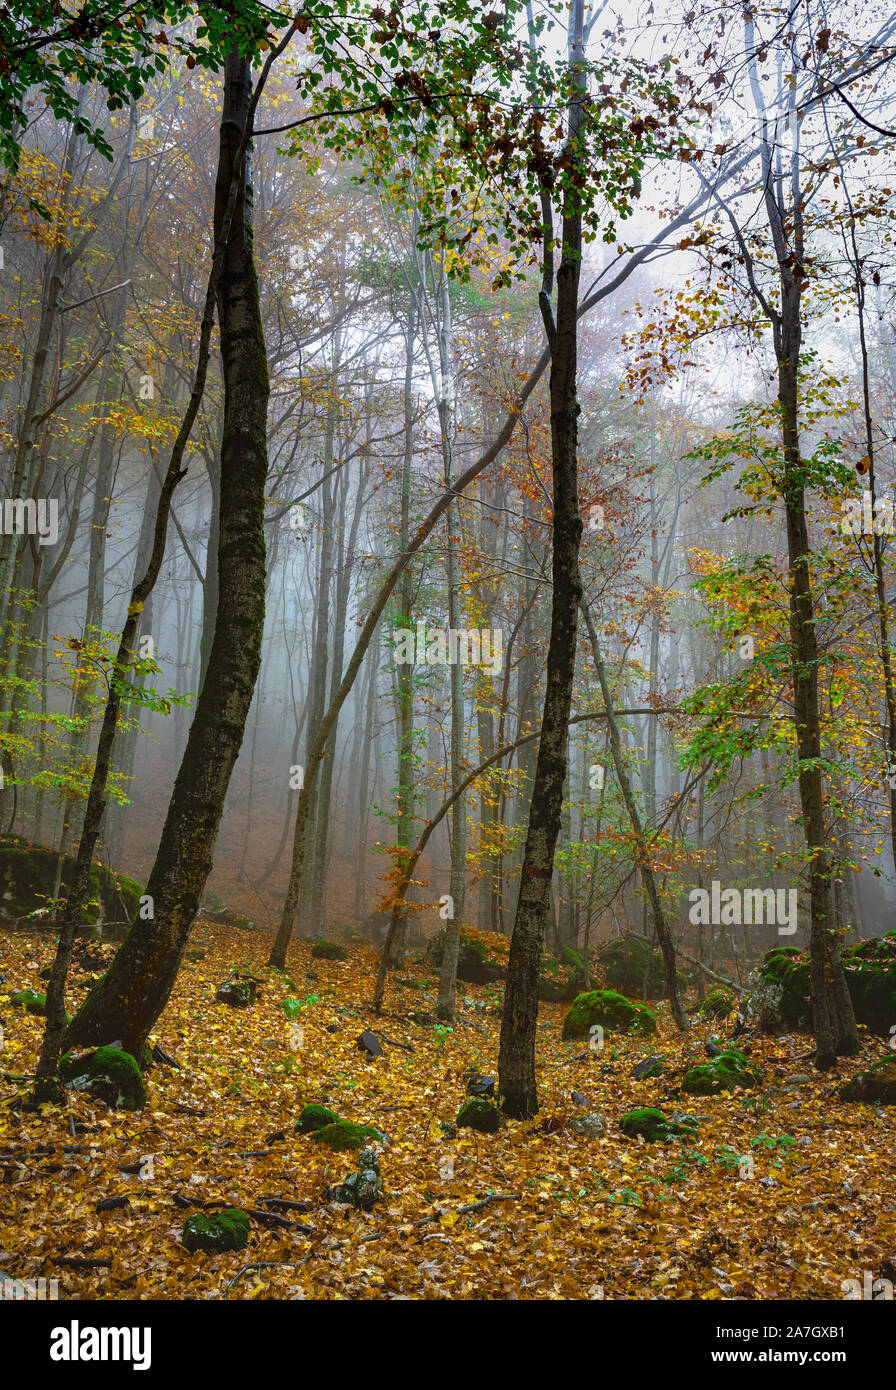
[
  {"x1": 0, "y1": 841, "x2": 143, "y2": 931},
  {"x1": 427, "y1": 930, "x2": 502, "y2": 983},
  {"x1": 215, "y1": 978, "x2": 256, "y2": 1006},
  {"x1": 182, "y1": 1208, "x2": 250, "y2": 1253},
  {"x1": 9, "y1": 988, "x2": 47, "y2": 1015},
  {"x1": 295, "y1": 1102, "x2": 340, "y2": 1134},
  {"x1": 456, "y1": 1097, "x2": 502, "y2": 1133},
  {"x1": 619, "y1": 1108, "x2": 700, "y2": 1142},
  {"x1": 308, "y1": 1121, "x2": 385, "y2": 1152},
  {"x1": 682, "y1": 1048, "x2": 763, "y2": 1095},
  {"x1": 755, "y1": 940, "x2": 896, "y2": 1035},
  {"x1": 561, "y1": 989, "x2": 657, "y2": 1041},
  {"x1": 597, "y1": 937, "x2": 686, "y2": 1000},
  {"x1": 698, "y1": 989, "x2": 737, "y2": 1020},
  {"x1": 185, "y1": 948, "x2": 206, "y2": 963},
  {"x1": 59, "y1": 1046, "x2": 147, "y2": 1110},
  {"x1": 311, "y1": 939, "x2": 348, "y2": 961},
  {"x1": 560, "y1": 946, "x2": 587, "y2": 978},
  {"x1": 328, "y1": 1148, "x2": 384, "y2": 1210},
  {"x1": 759, "y1": 947, "x2": 802, "y2": 983}
]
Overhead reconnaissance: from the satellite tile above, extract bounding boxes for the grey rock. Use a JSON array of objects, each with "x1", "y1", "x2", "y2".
[
  {"x1": 570, "y1": 1113, "x2": 606, "y2": 1139},
  {"x1": 632, "y1": 1056, "x2": 665, "y2": 1080}
]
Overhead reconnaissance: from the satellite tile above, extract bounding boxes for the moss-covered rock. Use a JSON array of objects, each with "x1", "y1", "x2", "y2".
[
  {"x1": 682, "y1": 1047, "x2": 763, "y2": 1095},
  {"x1": 215, "y1": 977, "x2": 256, "y2": 1007},
  {"x1": 560, "y1": 945, "x2": 587, "y2": 976},
  {"x1": 0, "y1": 837, "x2": 143, "y2": 937},
  {"x1": 619, "y1": 1107, "x2": 699, "y2": 1142},
  {"x1": 698, "y1": 988, "x2": 737, "y2": 1020},
  {"x1": 561, "y1": 989, "x2": 656, "y2": 1040},
  {"x1": 456, "y1": 1097, "x2": 502, "y2": 1133},
  {"x1": 182, "y1": 1207, "x2": 250, "y2": 1253},
  {"x1": 295, "y1": 1102, "x2": 339, "y2": 1134},
  {"x1": 327, "y1": 1148, "x2": 384, "y2": 1209},
  {"x1": 631, "y1": 1055, "x2": 665, "y2": 1080},
  {"x1": 747, "y1": 937, "x2": 896, "y2": 1036},
  {"x1": 427, "y1": 929, "x2": 503, "y2": 984},
  {"x1": 538, "y1": 974, "x2": 579, "y2": 1002},
  {"x1": 185, "y1": 948, "x2": 206, "y2": 963},
  {"x1": 59, "y1": 1046, "x2": 147, "y2": 1110},
  {"x1": 597, "y1": 936, "x2": 686, "y2": 999},
  {"x1": 311, "y1": 939, "x2": 348, "y2": 961},
  {"x1": 308, "y1": 1121, "x2": 385, "y2": 1152},
  {"x1": 840, "y1": 1057, "x2": 896, "y2": 1105},
  {"x1": 8, "y1": 988, "x2": 47, "y2": 1015}
]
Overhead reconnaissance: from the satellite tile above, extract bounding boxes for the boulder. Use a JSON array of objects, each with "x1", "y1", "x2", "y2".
[
  {"x1": 295, "y1": 1103, "x2": 339, "y2": 1134},
  {"x1": 619, "y1": 1107, "x2": 699, "y2": 1142},
  {"x1": 8, "y1": 988, "x2": 47, "y2": 1016},
  {"x1": 357, "y1": 1030, "x2": 384, "y2": 1058},
  {"x1": 840, "y1": 1058, "x2": 896, "y2": 1105},
  {"x1": 561, "y1": 990, "x2": 657, "y2": 1041},
  {"x1": 596, "y1": 936, "x2": 686, "y2": 1000},
  {"x1": 0, "y1": 837, "x2": 142, "y2": 939},
  {"x1": 327, "y1": 1148, "x2": 384, "y2": 1210},
  {"x1": 59, "y1": 1046, "x2": 147, "y2": 1111},
  {"x1": 311, "y1": 939, "x2": 347, "y2": 961},
  {"x1": 682, "y1": 1047, "x2": 763, "y2": 1095},
  {"x1": 698, "y1": 989, "x2": 737, "y2": 1020},
  {"x1": 215, "y1": 977, "x2": 257, "y2": 1007},
  {"x1": 182, "y1": 1208, "x2": 249, "y2": 1253},
  {"x1": 569, "y1": 1112, "x2": 606, "y2": 1139},
  {"x1": 427, "y1": 930, "x2": 503, "y2": 985},
  {"x1": 746, "y1": 936, "x2": 896, "y2": 1036},
  {"x1": 308, "y1": 1121, "x2": 385, "y2": 1152},
  {"x1": 456, "y1": 1097, "x2": 502, "y2": 1133},
  {"x1": 631, "y1": 1055, "x2": 665, "y2": 1080}
]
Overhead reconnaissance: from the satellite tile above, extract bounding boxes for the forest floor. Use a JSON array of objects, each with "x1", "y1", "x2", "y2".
[{"x1": 1, "y1": 924, "x2": 894, "y2": 1301}]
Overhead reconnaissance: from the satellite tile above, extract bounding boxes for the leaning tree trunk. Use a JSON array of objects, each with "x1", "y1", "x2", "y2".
[
  {"x1": 59, "y1": 47, "x2": 270, "y2": 1058},
  {"x1": 582, "y1": 605, "x2": 688, "y2": 1029},
  {"x1": 497, "y1": 0, "x2": 586, "y2": 1119}
]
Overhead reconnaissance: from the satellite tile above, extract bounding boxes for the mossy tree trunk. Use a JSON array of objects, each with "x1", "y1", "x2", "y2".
[{"x1": 58, "y1": 47, "x2": 270, "y2": 1058}]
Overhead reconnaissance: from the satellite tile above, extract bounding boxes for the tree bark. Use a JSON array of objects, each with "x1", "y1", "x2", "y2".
[
  {"x1": 58, "y1": 46, "x2": 271, "y2": 1059},
  {"x1": 497, "y1": 0, "x2": 586, "y2": 1119}
]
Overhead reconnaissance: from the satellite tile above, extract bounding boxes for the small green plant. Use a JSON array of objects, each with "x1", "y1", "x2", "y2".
[
  {"x1": 663, "y1": 1148, "x2": 709, "y2": 1186},
  {"x1": 608, "y1": 1187, "x2": 642, "y2": 1206},
  {"x1": 433, "y1": 1024, "x2": 453, "y2": 1052},
  {"x1": 281, "y1": 992, "x2": 320, "y2": 1020},
  {"x1": 751, "y1": 1133, "x2": 796, "y2": 1168}
]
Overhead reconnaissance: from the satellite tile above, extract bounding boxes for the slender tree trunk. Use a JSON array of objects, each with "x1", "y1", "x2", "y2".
[
  {"x1": 57, "y1": 47, "x2": 271, "y2": 1060},
  {"x1": 582, "y1": 605, "x2": 688, "y2": 1029},
  {"x1": 497, "y1": 0, "x2": 586, "y2": 1118}
]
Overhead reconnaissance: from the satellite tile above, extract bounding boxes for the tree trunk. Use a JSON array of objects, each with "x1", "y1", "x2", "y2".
[
  {"x1": 497, "y1": 0, "x2": 586, "y2": 1119},
  {"x1": 58, "y1": 47, "x2": 270, "y2": 1058}
]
